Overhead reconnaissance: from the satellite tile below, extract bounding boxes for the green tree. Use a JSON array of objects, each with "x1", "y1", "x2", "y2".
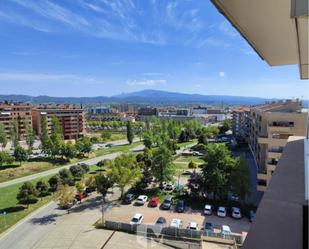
[
  {"x1": 59, "y1": 169, "x2": 75, "y2": 186},
  {"x1": 25, "y1": 118, "x2": 35, "y2": 152},
  {"x1": 143, "y1": 131, "x2": 153, "y2": 148},
  {"x1": 0, "y1": 151, "x2": 14, "y2": 166},
  {"x1": 36, "y1": 180, "x2": 49, "y2": 199},
  {"x1": 48, "y1": 174, "x2": 61, "y2": 192},
  {"x1": 198, "y1": 133, "x2": 208, "y2": 145},
  {"x1": 40, "y1": 115, "x2": 52, "y2": 156},
  {"x1": 126, "y1": 121, "x2": 134, "y2": 144},
  {"x1": 188, "y1": 160, "x2": 198, "y2": 169},
  {"x1": 69, "y1": 165, "x2": 86, "y2": 180},
  {"x1": 107, "y1": 154, "x2": 142, "y2": 198},
  {"x1": 202, "y1": 143, "x2": 236, "y2": 200},
  {"x1": 0, "y1": 123, "x2": 8, "y2": 151},
  {"x1": 50, "y1": 117, "x2": 64, "y2": 158},
  {"x1": 54, "y1": 184, "x2": 76, "y2": 209},
  {"x1": 84, "y1": 175, "x2": 96, "y2": 190},
  {"x1": 95, "y1": 174, "x2": 114, "y2": 222},
  {"x1": 219, "y1": 119, "x2": 232, "y2": 134},
  {"x1": 151, "y1": 145, "x2": 175, "y2": 187},
  {"x1": 231, "y1": 157, "x2": 251, "y2": 203},
  {"x1": 14, "y1": 145, "x2": 28, "y2": 165},
  {"x1": 61, "y1": 141, "x2": 76, "y2": 160},
  {"x1": 17, "y1": 182, "x2": 38, "y2": 208},
  {"x1": 76, "y1": 137, "x2": 92, "y2": 157},
  {"x1": 10, "y1": 119, "x2": 19, "y2": 148}
]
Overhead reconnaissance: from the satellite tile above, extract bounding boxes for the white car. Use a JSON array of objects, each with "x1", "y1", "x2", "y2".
[
  {"x1": 130, "y1": 213, "x2": 144, "y2": 225},
  {"x1": 170, "y1": 219, "x2": 183, "y2": 228},
  {"x1": 135, "y1": 195, "x2": 148, "y2": 205},
  {"x1": 188, "y1": 222, "x2": 198, "y2": 230},
  {"x1": 231, "y1": 207, "x2": 242, "y2": 219},
  {"x1": 221, "y1": 225, "x2": 231, "y2": 236},
  {"x1": 165, "y1": 183, "x2": 174, "y2": 191},
  {"x1": 217, "y1": 206, "x2": 227, "y2": 217},
  {"x1": 204, "y1": 204, "x2": 213, "y2": 215}
]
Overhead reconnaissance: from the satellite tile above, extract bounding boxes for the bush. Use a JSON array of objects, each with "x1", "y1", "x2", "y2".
[
  {"x1": 188, "y1": 160, "x2": 198, "y2": 169},
  {"x1": 191, "y1": 143, "x2": 207, "y2": 152},
  {"x1": 17, "y1": 182, "x2": 38, "y2": 207},
  {"x1": 59, "y1": 169, "x2": 75, "y2": 186},
  {"x1": 36, "y1": 180, "x2": 49, "y2": 197},
  {"x1": 69, "y1": 165, "x2": 85, "y2": 180},
  {"x1": 49, "y1": 175, "x2": 61, "y2": 192}
]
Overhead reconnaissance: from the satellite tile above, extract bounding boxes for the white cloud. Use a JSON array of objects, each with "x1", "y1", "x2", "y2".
[
  {"x1": 126, "y1": 79, "x2": 167, "y2": 86},
  {"x1": 218, "y1": 21, "x2": 238, "y2": 37},
  {"x1": 219, "y1": 72, "x2": 225, "y2": 77}
]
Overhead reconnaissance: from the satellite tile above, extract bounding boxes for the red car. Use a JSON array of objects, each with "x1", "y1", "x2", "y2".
[
  {"x1": 75, "y1": 192, "x2": 88, "y2": 202},
  {"x1": 149, "y1": 197, "x2": 159, "y2": 207}
]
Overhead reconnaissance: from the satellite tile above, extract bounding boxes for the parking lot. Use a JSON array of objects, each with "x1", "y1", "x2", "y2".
[{"x1": 104, "y1": 199, "x2": 251, "y2": 236}]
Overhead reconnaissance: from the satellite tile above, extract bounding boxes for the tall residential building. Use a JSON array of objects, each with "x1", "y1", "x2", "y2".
[
  {"x1": 32, "y1": 104, "x2": 85, "y2": 140},
  {"x1": 0, "y1": 101, "x2": 32, "y2": 140},
  {"x1": 248, "y1": 100, "x2": 307, "y2": 191},
  {"x1": 232, "y1": 107, "x2": 250, "y2": 143}
]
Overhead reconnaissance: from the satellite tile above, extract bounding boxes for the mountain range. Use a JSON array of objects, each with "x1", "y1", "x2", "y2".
[{"x1": 0, "y1": 89, "x2": 289, "y2": 106}]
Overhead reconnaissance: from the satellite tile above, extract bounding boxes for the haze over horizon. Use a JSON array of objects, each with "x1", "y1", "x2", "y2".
[{"x1": 0, "y1": 0, "x2": 308, "y2": 99}]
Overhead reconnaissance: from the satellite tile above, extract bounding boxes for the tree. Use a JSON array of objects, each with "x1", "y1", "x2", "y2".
[
  {"x1": 151, "y1": 145, "x2": 175, "y2": 188},
  {"x1": 59, "y1": 169, "x2": 75, "y2": 186},
  {"x1": 84, "y1": 175, "x2": 96, "y2": 191},
  {"x1": 202, "y1": 143, "x2": 236, "y2": 200},
  {"x1": 188, "y1": 160, "x2": 198, "y2": 169},
  {"x1": 96, "y1": 159, "x2": 111, "y2": 171},
  {"x1": 10, "y1": 119, "x2": 19, "y2": 148},
  {"x1": 36, "y1": 180, "x2": 49, "y2": 199},
  {"x1": 48, "y1": 174, "x2": 61, "y2": 192},
  {"x1": 219, "y1": 119, "x2": 232, "y2": 134},
  {"x1": 75, "y1": 181, "x2": 85, "y2": 203},
  {"x1": 17, "y1": 182, "x2": 38, "y2": 208},
  {"x1": 178, "y1": 130, "x2": 190, "y2": 143},
  {"x1": 69, "y1": 165, "x2": 86, "y2": 180},
  {"x1": 126, "y1": 121, "x2": 134, "y2": 144},
  {"x1": 25, "y1": 118, "x2": 35, "y2": 152},
  {"x1": 198, "y1": 133, "x2": 208, "y2": 145},
  {"x1": 50, "y1": 117, "x2": 64, "y2": 158},
  {"x1": 54, "y1": 184, "x2": 76, "y2": 209},
  {"x1": 40, "y1": 115, "x2": 52, "y2": 156},
  {"x1": 95, "y1": 174, "x2": 114, "y2": 222},
  {"x1": 107, "y1": 154, "x2": 142, "y2": 198},
  {"x1": 76, "y1": 137, "x2": 92, "y2": 157},
  {"x1": 231, "y1": 157, "x2": 251, "y2": 203},
  {"x1": 0, "y1": 151, "x2": 14, "y2": 166},
  {"x1": 14, "y1": 145, "x2": 28, "y2": 166},
  {"x1": 61, "y1": 141, "x2": 76, "y2": 161},
  {"x1": 0, "y1": 123, "x2": 8, "y2": 151},
  {"x1": 143, "y1": 131, "x2": 153, "y2": 148}
]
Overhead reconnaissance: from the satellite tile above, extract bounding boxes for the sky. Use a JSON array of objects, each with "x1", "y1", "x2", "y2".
[{"x1": 0, "y1": 0, "x2": 308, "y2": 99}]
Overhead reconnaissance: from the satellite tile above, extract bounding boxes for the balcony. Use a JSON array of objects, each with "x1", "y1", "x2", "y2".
[
  {"x1": 258, "y1": 137, "x2": 287, "y2": 147},
  {"x1": 257, "y1": 173, "x2": 269, "y2": 181},
  {"x1": 268, "y1": 126, "x2": 293, "y2": 133},
  {"x1": 267, "y1": 164, "x2": 277, "y2": 172},
  {"x1": 268, "y1": 151, "x2": 282, "y2": 159}
]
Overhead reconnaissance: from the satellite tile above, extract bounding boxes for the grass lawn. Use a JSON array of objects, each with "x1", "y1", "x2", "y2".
[
  {"x1": 0, "y1": 175, "x2": 53, "y2": 234},
  {"x1": 87, "y1": 131, "x2": 127, "y2": 141},
  {"x1": 94, "y1": 141, "x2": 142, "y2": 157},
  {"x1": 177, "y1": 139, "x2": 197, "y2": 148}
]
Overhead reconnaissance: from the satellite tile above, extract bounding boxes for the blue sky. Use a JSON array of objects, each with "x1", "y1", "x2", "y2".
[{"x1": 0, "y1": 0, "x2": 308, "y2": 99}]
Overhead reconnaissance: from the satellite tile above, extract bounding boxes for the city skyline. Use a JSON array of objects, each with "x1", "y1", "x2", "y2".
[{"x1": 0, "y1": 0, "x2": 308, "y2": 99}]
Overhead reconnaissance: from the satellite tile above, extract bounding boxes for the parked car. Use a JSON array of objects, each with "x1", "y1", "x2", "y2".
[
  {"x1": 106, "y1": 143, "x2": 113, "y2": 148},
  {"x1": 230, "y1": 193, "x2": 239, "y2": 202},
  {"x1": 217, "y1": 206, "x2": 227, "y2": 217},
  {"x1": 135, "y1": 195, "x2": 148, "y2": 205},
  {"x1": 182, "y1": 170, "x2": 193, "y2": 176},
  {"x1": 124, "y1": 193, "x2": 135, "y2": 204},
  {"x1": 161, "y1": 196, "x2": 173, "y2": 210},
  {"x1": 204, "y1": 222, "x2": 214, "y2": 233},
  {"x1": 77, "y1": 162, "x2": 89, "y2": 167},
  {"x1": 170, "y1": 219, "x2": 183, "y2": 228},
  {"x1": 176, "y1": 200, "x2": 185, "y2": 213},
  {"x1": 221, "y1": 225, "x2": 231, "y2": 236},
  {"x1": 75, "y1": 192, "x2": 88, "y2": 202},
  {"x1": 204, "y1": 204, "x2": 213, "y2": 215},
  {"x1": 193, "y1": 151, "x2": 203, "y2": 156},
  {"x1": 130, "y1": 213, "x2": 144, "y2": 225},
  {"x1": 165, "y1": 183, "x2": 174, "y2": 191},
  {"x1": 155, "y1": 217, "x2": 167, "y2": 226},
  {"x1": 231, "y1": 207, "x2": 242, "y2": 219},
  {"x1": 159, "y1": 182, "x2": 167, "y2": 190},
  {"x1": 248, "y1": 210, "x2": 255, "y2": 222},
  {"x1": 149, "y1": 197, "x2": 159, "y2": 207},
  {"x1": 188, "y1": 222, "x2": 198, "y2": 230}
]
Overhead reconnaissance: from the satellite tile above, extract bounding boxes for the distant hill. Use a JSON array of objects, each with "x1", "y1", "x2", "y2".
[{"x1": 0, "y1": 89, "x2": 290, "y2": 106}]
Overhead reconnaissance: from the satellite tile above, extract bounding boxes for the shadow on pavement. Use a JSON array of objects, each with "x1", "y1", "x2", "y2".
[{"x1": 30, "y1": 214, "x2": 61, "y2": 225}]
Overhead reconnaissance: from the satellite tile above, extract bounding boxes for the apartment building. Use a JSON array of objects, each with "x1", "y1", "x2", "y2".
[
  {"x1": 232, "y1": 107, "x2": 250, "y2": 143},
  {"x1": 32, "y1": 104, "x2": 85, "y2": 140},
  {"x1": 248, "y1": 100, "x2": 307, "y2": 191},
  {"x1": 0, "y1": 101, "x2": 32, "y2": 140}
]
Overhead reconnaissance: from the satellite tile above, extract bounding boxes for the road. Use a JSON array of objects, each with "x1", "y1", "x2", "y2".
[{"x1": 0, "y1": 139, "x2": 139, "y2": 189}]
